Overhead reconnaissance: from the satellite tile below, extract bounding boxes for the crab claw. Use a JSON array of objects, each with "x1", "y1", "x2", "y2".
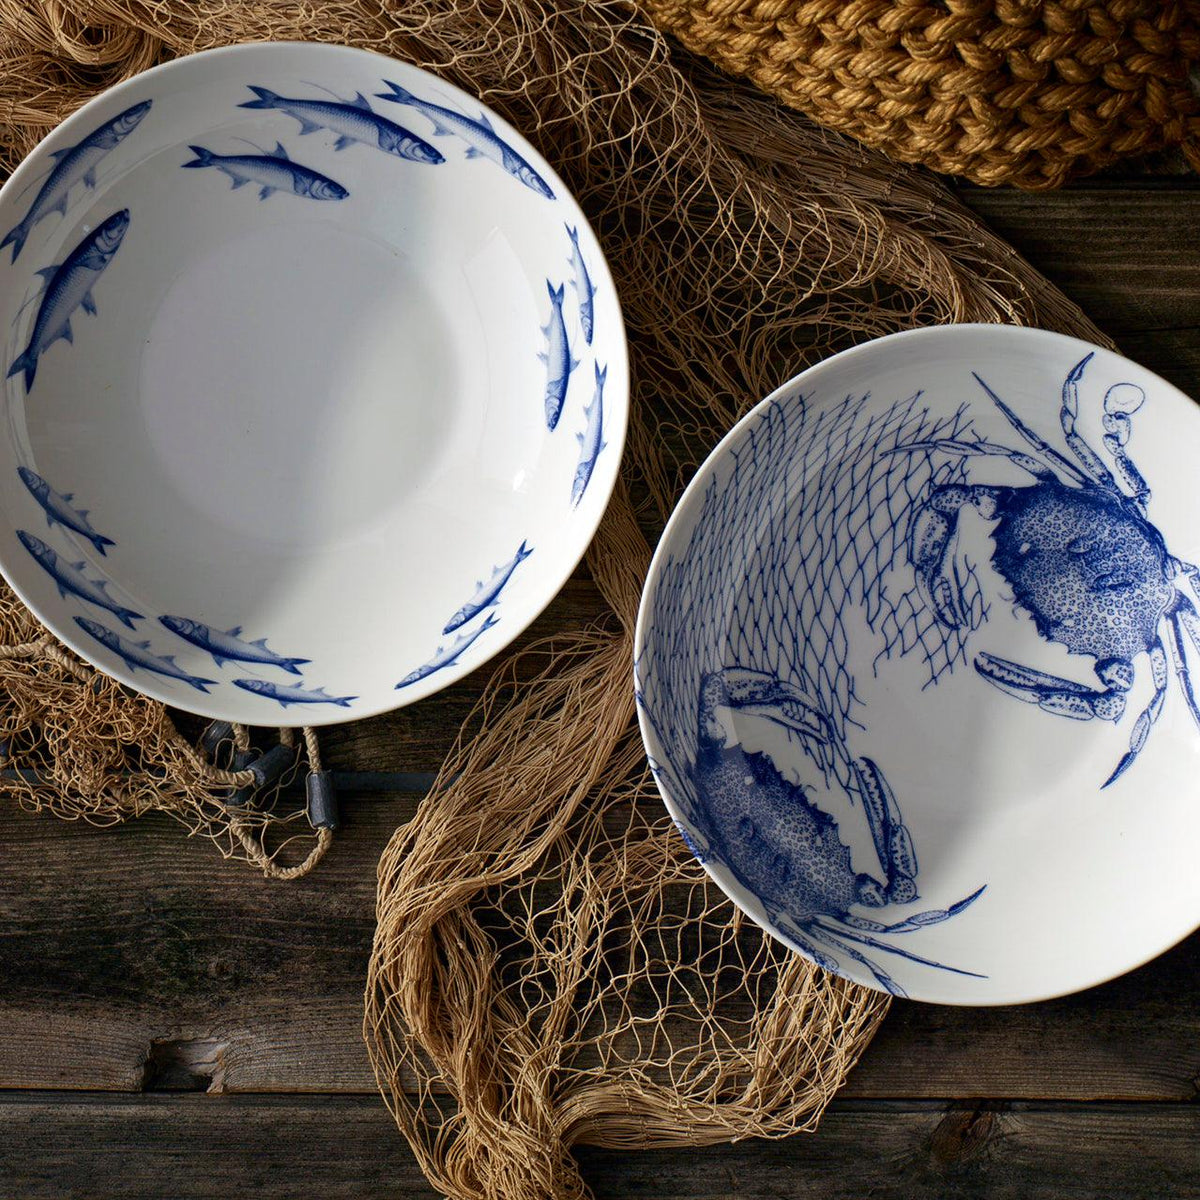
[
  {"x1": 853, "y1": 756, "x2": 919, "y2": 907},
  {"x1": 698, "y1": 668, "x2": 830, "y2": 748},
  {"x1": 909, "y1": 491, "x2": 969, "y2": 628},
  {"x1": 974, "y1": 652, "x2": 1128, "y2": 722}
]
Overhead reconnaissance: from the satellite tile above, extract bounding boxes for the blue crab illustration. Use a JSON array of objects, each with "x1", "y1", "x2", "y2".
[
  {"x1": 688, "y1": 667, "x2": 984, "y2": 995},
  {"x1": 907, "y1": 352, "x2": 1200, "y2": 786}
]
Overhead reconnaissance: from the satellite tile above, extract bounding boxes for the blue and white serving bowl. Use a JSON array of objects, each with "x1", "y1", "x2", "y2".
[
  {"x1": 635, "y1": 324, "x2": 1200, "y2": 1004},
  {"x1": 0, "y1": 42, "x2": 627, "y2": 725}
]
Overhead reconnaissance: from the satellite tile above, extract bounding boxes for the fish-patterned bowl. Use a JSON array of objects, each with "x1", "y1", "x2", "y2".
[
  {"x1": 635, "y1": 324, "x2": 1200, "y2": 1004},
  {"x1": 0, "y1": 42, "x2": 626, "y2": 724}
]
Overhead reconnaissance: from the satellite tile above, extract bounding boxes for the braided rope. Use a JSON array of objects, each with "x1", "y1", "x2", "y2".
[{"x1": 638, "y1": 0, "x2": 1200, "y2": 187}]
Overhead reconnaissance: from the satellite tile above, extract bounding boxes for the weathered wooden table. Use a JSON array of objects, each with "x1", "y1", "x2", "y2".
[{"x1": 2, "y1": 172, "x2": 1198, "y2": 1199}]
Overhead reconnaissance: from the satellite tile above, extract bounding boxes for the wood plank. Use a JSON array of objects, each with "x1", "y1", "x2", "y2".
[
  {"x1": 0, "y1": 1093, "x2": 436, "y2": 1200},
  {"x1": 0, "y1": 793, "x2": 410, "y2": 1093},
  {"x1": 959, "y1": 186, "x2": 1200, "y2": 391},
  {"x1": 843, "y1": 924, "x2": 1200, "y2": 1101},
  {"x1": 574, "y1": 1102, "x2": 1200, "y2": 1200},
  {"x1": 1, "y1": 797, "x2": 1197, "y2": 1100},
  {"x1": 2, "y1": 1094, "x2": 1197, "y2": 1200}
]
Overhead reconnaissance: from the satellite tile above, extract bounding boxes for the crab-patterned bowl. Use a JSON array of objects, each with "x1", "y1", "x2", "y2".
[
  {"x1": 0, "y1": 42, "x2": 627, "y2": 725},
  {"x1": 635, "y1": 324, "x2": 1200, "y2": 1004}
]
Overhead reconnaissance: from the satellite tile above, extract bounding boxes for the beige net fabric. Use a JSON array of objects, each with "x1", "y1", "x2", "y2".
[
  {"x1": 0, "y1": 1, "x2": 1112, "y2": 1196},
  {"x1": 0, "y1": 577, "x2": 331, "y2": 876}
]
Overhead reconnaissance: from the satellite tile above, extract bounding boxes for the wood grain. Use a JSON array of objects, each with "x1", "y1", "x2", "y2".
[
  {"x1": 2, "y1": 1094, "x2": 1197, "y2": 1200},
  {"x1": 2, "y1": 797, "x2": 1197, "y2": 1100},
  {"x1": 959, "y1": 187, "x2": 1200, "y2": 390}
]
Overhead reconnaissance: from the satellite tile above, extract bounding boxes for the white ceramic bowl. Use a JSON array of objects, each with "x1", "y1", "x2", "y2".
[
  {"x1": 0, "y1": 42, "x2": 626, "y2": 724},
  {"x1": 635, "y1": 325, "x2": 1200, "y2": 1004}
]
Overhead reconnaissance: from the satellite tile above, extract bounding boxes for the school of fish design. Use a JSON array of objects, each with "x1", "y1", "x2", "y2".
[
  {"x1": 18, "y1": 467, "x2": 115, "y2": 556},
  {"x1": 1, "y1": 75, "x2": 614, "y2": 712},
  {"x1": 540, "y1": 281, "x2": 578, "y2": 431},
  {"x1": 395, "y1": 612, "x2": 500, "y2": 689},
  {"x1": 571, "y1": 363, "x2": 608, "y2": 508},
  {"x1": 7, "y1": 209, "x2": 130, "y2": 392},
  {"x1": 18, "y1": 531, "x2": 142, "y2": 628},
  {"x1": 182, "y1": 142, "x2": 348, "y2": 202},
  {"x1": 565, "y1": 224, "x2": 595, "y2": 344},
  {"x1": 159, "y1": 616, "x2": 311, "y2": 673},
  {"x1": 233, "y1": 679, "x2": 357, "y2": 708},
  {"x1": 239, "y1": 86, "x2": 443, "y2": 164},
  {"x1": 74, "y1": 616, "x2": 218, "y2": 693},
  {"x1": 442, "y1": 541, "x2": 533, "y2": 634},
  {"x1": 374, "y1": 79, "x2": 555, "y2": 199},
  {"x1": 1, "y1": 100, "x2": 150, "y2": 263}
]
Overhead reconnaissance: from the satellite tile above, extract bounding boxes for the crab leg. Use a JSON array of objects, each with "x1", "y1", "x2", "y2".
[
  {"x1": 852, "y1": 757, "x2": 917, "y2": 905},
  {"x1": 1102, "y1": 640, "x2": 1169, "y2": 788},
  {"x1": 814, "y1": 920, "x2": 988, "y2": 981},
  {"x1": 908, "y1": 484, "x2": 1005, "y2": 628},
  {"x1": 974, "y1": 651, "x2": 1130, "y2": 722},
  {"x1": 972, "y1": 370, "x2": 1091, "y2": 486},
  {"x1": 888, "y1": 437, "x2": 1057, "y2": 482},
  {"x1": 697, "y1": 667, "x2": 848, "y2": 788},
  {"x1": 1102, "y1": 435, "x2": 1151, "y2": 512},
  {"x1": 806, "y1": 924, "x2": 905, "y2": 995},
  {"x1": 1179, "y1": 561, "x2": 1200, "y2": 609},
  {"x1": 1101, "y1": 381, "x2": 1151, "y2": 512},
  {"x1": 773, "y1": 914, "x2": 841, "y2": 975},
  {"x1": 699, "y1": 668, "x2": 828, "y2": 738},
  {"x1": 840, "y1": 884, "x2": 987, "y2": 935},
  {"x1": 1058, "y1": 352, "x2": 1121, "y2": 489},
  {"x1": 1166, "y1": 593, "x2": 1200, "y2": 734}
]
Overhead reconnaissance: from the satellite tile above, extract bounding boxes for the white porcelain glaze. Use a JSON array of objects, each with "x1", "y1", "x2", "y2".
[
  {"x1": 0, "y1": 42, "x2": 627, "y2": 724},
  {"x1": 635, "y1": 325, "x2": 1200, "y2": 1004}
]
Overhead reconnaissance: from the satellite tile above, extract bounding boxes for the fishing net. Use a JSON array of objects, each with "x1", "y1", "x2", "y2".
[
  {"x1": 0, "y1": 1, "x2": 1114, "y2": 1197},
  {"x1": 0, "y1": 575, "x2": 332, "y2": 876}
]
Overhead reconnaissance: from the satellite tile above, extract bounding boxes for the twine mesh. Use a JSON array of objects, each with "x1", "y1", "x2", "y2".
[
  {"x1": 0, "y1": 2, "x2": 1115, "y2": 1197},
  {"x1": 637, "y1": 0, "x2": 1200, "y2": 189},
  {"x1": 0, "y1": 577, "x2": 332, "y2": 876}
]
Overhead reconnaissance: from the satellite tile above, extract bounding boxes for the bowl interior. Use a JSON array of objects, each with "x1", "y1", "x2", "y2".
[
  {"x1": 636, "y1": 324, "x2": 1200, "y2": 1003},
  {"x1": 0, "y1": 42, "x2": 626, "y2": 724}
]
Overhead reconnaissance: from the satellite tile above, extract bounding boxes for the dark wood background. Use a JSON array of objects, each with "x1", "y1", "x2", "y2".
[{"x1": 2, "y1": 167, "x2": 1199, "y2": 1197}]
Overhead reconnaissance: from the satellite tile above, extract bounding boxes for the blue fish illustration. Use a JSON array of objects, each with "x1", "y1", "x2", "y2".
[
  {"x1": 18, "y1": 531, "x2": 141, "y2": 628},
  {"x1": 565, "y1": 224, "x2": 595, "y2": 344},
  {"x1": 374, "y1": 80, "x2": 555, "y2": 199},
  {"x1": 0, "y1": 101, "x2": 150, "y2": 263},
  {"x1": 395, "y1": 612, "x2": 500, "y2": 689},
  {"x1": 443, "y1": 540, "x2": 533, "y2": 634},
  {"x1": 159, "y1": 615, "x2": 311, "y2": 674},
  {"x1": 74, "y1": 616, "x2": 217, "y2": 692},
  {"x1": 238, "y1": 86, "x2": 442, "y2": 164},
  {"x1": 182, "y1": 142, "x2": 348, "y2": 201},
  {"x1": 18, "y1": 467, "x2": 115, "y2": 555},
  {"x1": 6, "y1": 209, "x2": 130, "y2": 392},
  {"x1": 539, "y1": 281, "x2": 578, "y2": 431},
  {"x1": 232, "y1": 678, "x2": 356, "y2": 708},
  {"x1": 571, "y1": 363, "x2": 608, "y2": 508}
]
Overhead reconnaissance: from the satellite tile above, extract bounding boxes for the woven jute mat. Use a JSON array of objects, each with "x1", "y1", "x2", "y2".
[
  {"x1": 0, "y1": 2, "x2": 1115, "y2": 1198},
  {"x1": 637, "y1": 0, "x2": 1200, "y2": 188}
]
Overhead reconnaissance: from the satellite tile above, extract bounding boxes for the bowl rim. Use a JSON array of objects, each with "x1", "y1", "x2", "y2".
[
  {"x1": 0, "y1": 39, "x2": 630, "y2": 726},
  {"x1": 633, "y1": 321, "x2": 1200, "y2": 1005}
]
